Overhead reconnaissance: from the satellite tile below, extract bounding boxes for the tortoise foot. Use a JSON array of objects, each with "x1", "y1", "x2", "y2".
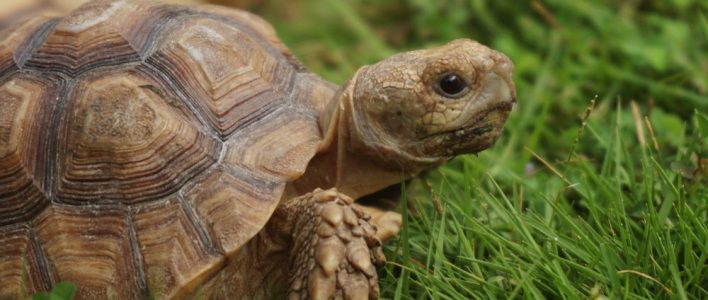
[
  {"x1": 353, "y1": 204, "x2": 402, "y2": 242},
  {"x1": 286, "y1": 188, "x2": 384, "y2": 300}
]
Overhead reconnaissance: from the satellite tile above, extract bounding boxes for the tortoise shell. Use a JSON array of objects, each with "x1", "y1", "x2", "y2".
[{"x1": 0, "y1": 0, "x2": 336, "y2": 298}]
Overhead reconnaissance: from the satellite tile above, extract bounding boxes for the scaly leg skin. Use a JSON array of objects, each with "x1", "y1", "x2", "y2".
[
  {"x1": 352, "y1": 204, "x2": 402, "y2": 242},
  {"x1": 285, "y1": 188, "x2": 385, "y2": 300}
]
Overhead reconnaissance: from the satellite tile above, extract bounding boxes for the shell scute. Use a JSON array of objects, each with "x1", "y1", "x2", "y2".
[
  {"x1": 183, "y1": 167, "x2": 282, "y2": 254},
  {"x1": 24, "y1": 0, "x2": 180, "y2": 75},
  {"x1": 0, "y1": 225, "x2": 47, "y2": 298},
  {"x1": 56, "y1": 69, "x2": 220, "y2": 204},
  {"x1": 147, "y1": 17, "x2": 297, "y2": 137},
  {"x1": 132, "y1": 197, "x2": 224, "y2": 298},
  {"x1": 34, "y1": 204, "x2": 141, "y2": 299},
  {"x1": 225, "y1": 108, "x2": 321, "y2": 181},
  {"x1": 0, "y1": 75, "x2": 57, "y2": 226}
]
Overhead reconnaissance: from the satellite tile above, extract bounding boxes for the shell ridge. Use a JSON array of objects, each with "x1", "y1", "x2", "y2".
[
  {"x1": 28, "y1": 227, "x2": 53, "y2": 291},
  {"x1": 177, "y1": 193, "x2": 221, "y2": 256},
  {"x1": 13, "y1": 17, "x2": 61, "y2": 69},
  {"x1": 131, "y1": 6, "x2": 194, "y2": 62},
  {"x1": 138, "y1": 63, "x2": 220, "y2": 139},
  {"x1": 195, "y1": 12, "x2": 299, "y2": 71},
  {"x1": 44, "y1": 78, "x2": 72, "y2": 200},
  {"x1": 126, "y1": 209, "x2": 149, "y2": 298}
]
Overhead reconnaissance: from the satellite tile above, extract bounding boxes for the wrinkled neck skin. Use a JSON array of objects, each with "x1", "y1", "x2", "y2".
[{"x1": 287, "y1": 69, "x2": 445, "y2": 200}]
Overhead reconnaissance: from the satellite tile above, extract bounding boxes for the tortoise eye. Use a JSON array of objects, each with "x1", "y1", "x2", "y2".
[{"x1": 437, "y1": 73, "x2": 468, "y2": 98}]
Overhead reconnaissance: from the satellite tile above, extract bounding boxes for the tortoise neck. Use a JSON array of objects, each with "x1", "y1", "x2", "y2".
[
  {"x1": 287, "y1": 117, "x2": 415, "y2": 200},
  {"x1": 287, "y1": 75, "x2": 427, "y2": 200}
]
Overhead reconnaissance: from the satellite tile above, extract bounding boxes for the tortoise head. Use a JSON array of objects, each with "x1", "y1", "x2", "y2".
[{"x1": 342, "y1": 39, "x2": 516, "y2": 168}]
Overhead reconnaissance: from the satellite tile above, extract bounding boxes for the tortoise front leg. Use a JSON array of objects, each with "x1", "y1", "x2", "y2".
[{"x1": 283, "y1": 188, "x2": 384, "y2": 300}]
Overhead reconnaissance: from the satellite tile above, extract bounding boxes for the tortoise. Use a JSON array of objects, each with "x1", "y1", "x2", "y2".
[{"x1": 0, "y1": 0, "x2": 516, "y2": 299}]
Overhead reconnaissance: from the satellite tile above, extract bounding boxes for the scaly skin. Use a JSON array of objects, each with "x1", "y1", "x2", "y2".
[{"x1": 286, "y1": 189, "x2": 384, "y2": 300}]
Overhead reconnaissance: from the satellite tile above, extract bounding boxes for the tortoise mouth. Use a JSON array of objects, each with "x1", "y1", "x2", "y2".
[
  {"x1": 418, "y1": 100, "x2": 514, "y2": 156},
  {"x1": 421, "y1": 100, "x2": 513, "y2": 139}
]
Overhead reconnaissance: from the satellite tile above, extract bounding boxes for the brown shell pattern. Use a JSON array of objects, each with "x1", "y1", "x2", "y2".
[{"x1": 0, "y1": 0, "x2": 335, "y2": 298}]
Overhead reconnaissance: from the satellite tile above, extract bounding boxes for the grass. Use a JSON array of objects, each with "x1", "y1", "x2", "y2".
[
  {"x1": 253, "y1": 0, "x2": 708, "y2": 299},
  {"x1": 29, "y1": 282, "x2": 75, "y2": 300}
]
